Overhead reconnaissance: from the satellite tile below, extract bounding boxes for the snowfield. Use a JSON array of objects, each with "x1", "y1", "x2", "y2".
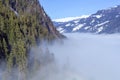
[{"x1": 53, "y1": 15, "x2": 90, "y2": 22}]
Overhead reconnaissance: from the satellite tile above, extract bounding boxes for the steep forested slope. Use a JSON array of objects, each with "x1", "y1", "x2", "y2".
[
  {"x1": 0, "y1": 0, "x2": 63, "y2": 60},
  {"x1": 0, "y1": 0, "x2": 64, "y2": 79}
]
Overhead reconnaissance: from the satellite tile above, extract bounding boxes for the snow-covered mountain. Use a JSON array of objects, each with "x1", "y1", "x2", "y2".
[
  {"x1": 53, "y1": 15, "x2": 90, "y2": 22},
  {"x1": 53, "y1": 5, "x2": 120, "y2": 34}
]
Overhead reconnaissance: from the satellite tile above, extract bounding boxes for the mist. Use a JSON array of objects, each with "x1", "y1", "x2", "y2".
[
  {"x1": 48, "y1": 33, "x2": 120, "y2": 80},
  {"x1": 1, "y1": 33, "x2": 120, "y2": 80}
]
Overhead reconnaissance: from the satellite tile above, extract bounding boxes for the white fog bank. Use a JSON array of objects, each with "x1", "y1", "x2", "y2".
[{"x1": 49, "y1": 33, "x2": 120, "y2": 80}]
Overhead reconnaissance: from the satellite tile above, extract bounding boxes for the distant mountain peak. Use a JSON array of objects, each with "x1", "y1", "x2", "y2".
[{"x1": 53, "y1": 5, "x2": 120, "y2": 34}]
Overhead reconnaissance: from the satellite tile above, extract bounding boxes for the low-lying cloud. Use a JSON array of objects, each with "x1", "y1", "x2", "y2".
[
  {"x1": 1, "y1": 33, "x2": 120, "y2": 80},
  {"x1": 49, "y1": 33, "x2": 120, "y2": 80}
]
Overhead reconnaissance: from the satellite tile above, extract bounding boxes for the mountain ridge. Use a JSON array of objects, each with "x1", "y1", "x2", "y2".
[
  {"x1": 53, "y1": 5, "x2": 120, "y2": 34},
  {"x1": 53, "y1": 15, "x2": 90, "y2": 22}
]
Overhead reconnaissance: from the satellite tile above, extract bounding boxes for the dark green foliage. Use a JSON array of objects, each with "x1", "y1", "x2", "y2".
[
  {"x1": 0, "y1": 0, "x2": 62, "y2": 61},
  {"x1": 0, "y1": 0, "x2": 63, "y2": 80}
]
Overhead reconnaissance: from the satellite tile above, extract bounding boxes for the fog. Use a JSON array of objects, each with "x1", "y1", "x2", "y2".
[
  {"x1": 1, "y1": 33, "x2": 120, "y2": 80},
  {"x1": 49, "y1": 33, "x2": 120, "y2": 80}
]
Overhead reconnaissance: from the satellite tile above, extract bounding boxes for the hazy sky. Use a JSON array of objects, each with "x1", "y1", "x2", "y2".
[{"x1": 39, "y1": 0, "x2": 120, "y2": 19}]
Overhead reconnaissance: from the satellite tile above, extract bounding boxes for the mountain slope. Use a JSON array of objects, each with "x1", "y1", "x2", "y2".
[
  {"x1": 0, "y1": 0, "x2": 64, "y2": 62},
  {"x1": 53, "y1": 15, "x2": 90, "y2": 22},
  {"x1": 0, "y1": 0, "x2": 65, "y2": 79},
  {"x1": 53, "y1": 5, "x2": 120, "y2": 34}
]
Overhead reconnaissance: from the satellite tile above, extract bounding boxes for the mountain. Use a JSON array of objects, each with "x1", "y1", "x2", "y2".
[
  {"x1": 0, "y1": 0, "x2": 65, "y2": 65},
  {"x1": 0, "y1": 0, "x2": 65, "y2": 79},
  {"x1": 53, "y1": 15, "x2": 90, "y2": 22},
  {"x1": 53, "y1": 5, "x2": 120, "y2": 34}
]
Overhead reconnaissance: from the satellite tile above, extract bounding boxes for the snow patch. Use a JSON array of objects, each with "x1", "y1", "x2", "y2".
[
  {"x1": 10, "y1": 7, "x2": 19, "y2": 16},
  {"x1": 96, "y1": 27, "x2": 103, "y2": 33},
  {"x1": 53, "y1": 15, "x2": 90, "y2": 22},
  {"x1": 84, "y1": 26, "x2": 90, "y2": 30},
  {"x1": 116, "y1": 15, "x2": 119, "y2": 18},
  {"x1": 113, "y1": 5, "x2": 118, "y2": 8},
  {"x1": 72, "y1": 24, "x2": 85, "y2": 32},
  {"x1": 71, "y1": 24, "x2": 75, "y2": 26},
  {"x1": 74, "y1": 20, "x2": 79, "y2": 24},
  {"x1": 95, "y1": 21, "x2": 109, "y2": 27},
  {"x1": 91, "y1": 19, "x2": 95, "y2": 23},
  {"x1": 60, "y1": 30, "x2": 65, "y2": 33},
  {"x1": 65, "y1": 23, "x2": 71, "y2": 27},
  {"x1": 57, "y1": 27, "x2": 65, "y2": 33},
  {"x1": 93, "y1": 15, "x2": 102, "y2": 18},
  {"x1": 57, "y1": 27, "x2": 63, "y2": 31}
]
